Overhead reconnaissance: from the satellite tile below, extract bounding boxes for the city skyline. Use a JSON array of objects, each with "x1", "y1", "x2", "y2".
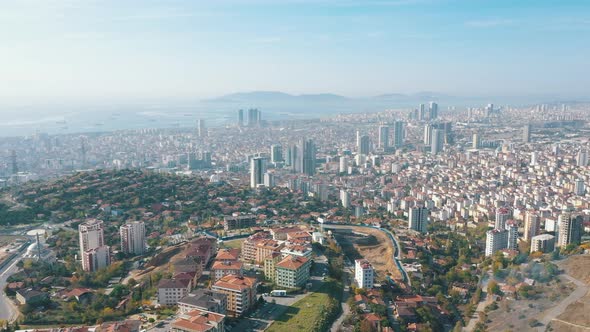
[{"x1": 1, "y1": 0, "x2": 589, "y2": 105}]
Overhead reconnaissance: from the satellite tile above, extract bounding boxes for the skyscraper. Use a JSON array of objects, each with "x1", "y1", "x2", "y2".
[
  {"x1": 429, "y1": 102, "x2": 438, "y2": 120},
  {"x1": 485, "y1": 229, "x2": 508, "y2": 256},
  {"x1": 472, "y1": 133, "x2": 480, "y2": 149},
  {"x1": 495, "y1": 208, "x2": 510, "y2": 230},
  {"x1": 524, "y1": 212, "x2": 540, "y2": 241},
  {"x1": 408, "y1": 207, "x2": 429, "y2": 233},
  {"x1": 575, "y1": 179, "x2": 585, "y2": 196},
  {"x1": 237, "y1": 109, "x2": 244, "y2": 127},
  {"x1": 392, "y1": 121, "x2": 404, "y2": 147},
  {"x1": 359, "y1": 135, "x2": 370, "y2": 155},
  {"x1": 418, "y1": 104, "x2": 426, "y2": 121},
  {"x1": 295, "y1": 139, "x2": 316, "y2": 176},
  {"x1": 250, "y1": 157, "x2": 267, "y2": 188},
  {"x1": 247, "y1": 108, "x2": 260, "y2": 127},
  {"x1": 197, "y1": 119, "x2": 206, "y2": 138},
  {"x1": 523, "y1": 124, "x2": 531, "y2": 143},
  {"x1": 120, "y1": 221, "x2": 146, "y2": 255},
  {"x1": 507, "y1": 221, "x2": 518, "y2": 250},
  {"x1": 263, "y1": 172, "x2": 274, "y2": 187},
  {"x1": 378, "y1": 124, "x2": 389, "y2": 150},
  {"x1": 340, "y1": 190, "x2": 350, "y2": 208},
  {"x1": 577, "y1": 149, "x2": 588, "y2": 167},
  {"x1": 423, "y1": 124, "x2": 433, "y2": 146},
  {"x1": 557, "y1": 213, "x2": 582, "y2": 247},
  {"x1": 79, "y1": 219, "x2": 110, "y2": 272},
  {"x1": 285, "y1": 145, "x2": 296, "y2": 167},
  {"x1": 339, "y1": 156, "x2": 349, "y2": 174},
  {"x1": 270, "y1": 144, "x2": 283, "y2": 163},
  {"x1": 356, "y1": 130, "x2": 361, "y2": 152},
  {"x1": 430, "y1": 129, "x2": 444, "y2": 155}
]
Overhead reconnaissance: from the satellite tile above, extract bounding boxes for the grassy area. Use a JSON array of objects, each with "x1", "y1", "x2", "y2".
[
  {"x1": 221, "y1": 238, "x2": 245, "y2": 250},
  {"x1": 266, "y1": 280, "x2": 343, "y2": 332}
]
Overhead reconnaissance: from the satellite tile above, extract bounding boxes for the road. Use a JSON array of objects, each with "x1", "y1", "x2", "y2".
[
  {"x1": 330, "y1": 268, "x2": 351, "y2": 332},
  {"x1": 535, "y1": 273, "x2": 589, "y2": 331},
  {"x1": 463, "y1": 275, "x2": 490, "y2": 332},
  {"x1": 0, "y1": 249, "x2": 24, "y2": 322}
]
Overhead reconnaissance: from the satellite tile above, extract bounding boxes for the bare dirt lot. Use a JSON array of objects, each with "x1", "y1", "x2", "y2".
[
  {"x1": 558, "y1": 255, "x2": 590, "y2": 285},
  {"x1": 485, "y1": 280, "x2": 576, "y2": 332},
  {"x1": 548, "y1": 255, "x2": 590, "y2": 331},
  {"x1": 332, "y1": 227, "x2": 401, "y2": 280}
]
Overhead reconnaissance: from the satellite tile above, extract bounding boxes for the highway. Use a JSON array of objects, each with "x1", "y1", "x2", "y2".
[{"x1": 0, "y1": 248, "x2": 24, "y2": 322}]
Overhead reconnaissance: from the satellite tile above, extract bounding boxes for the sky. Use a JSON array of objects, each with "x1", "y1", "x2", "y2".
[{"x1": 1, "y1": 0, "x2": 589, "y2": 105}]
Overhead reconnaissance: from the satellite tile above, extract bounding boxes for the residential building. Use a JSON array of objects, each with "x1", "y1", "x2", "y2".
[
  {"x1": 178, "y1": 289, "x2": 228, "y2": 314},
  {"x1": 485, "y1": 229, "x2": 508, "y2": 257},
  {"x1": 16, "y1": 288, "x2": 49, "y2": 305},
  {"x1": 295, "y1": 138, "x2": 316, "y2": 176},
  {"x1": 378, "y1": 125, "x2": 389, "y2": 149},
  {"x1": 507, "y1": 221, "x2": 518, "y2": 251},
  {"x1": 495, "y1": 208, "x2": 510, "y2": 230},
  {"x1": 270, "y1": 144, "x2": 283, "y2": 163},
  {"x1": 82, "y1": 245, "x2": 111, "y2": 272},
  {"x1": 359, "y1": 135, "x2": 370, "y2": 155},
  {"x1": 211, "y1": 261, "x2": 243, "y2": 281},
  {"x1": 211, "y1": 275, "x2": 258, "y2": 317},
  {"x1": 250, "y1": 157, "x2": 266, "y2": 188},
  {"x1": 263, "y1": 252, "x2": 282, "y2": 282},
  {"x1": 120, "y1": 221, "x2": 146, "y2": 255},
  {"x1": 408, "y1": 207, "x2": 429, "y2": 233},
  {"x1": 223, "y1": 214, "x2": 257, "y2": 231},
  {"x1": 524, "y1": 212, "x2": 540, "y2": 241},
  {"x1": 197, "y1": 119, "x2": 206, "y2": 138},
  {"x1": 79, "y1": 219, "x2": 110, "y2": 272},
  {"x1": 392, "y1": 121, "x2": 404, "y2": 147},
  {"x1": 275, "y1": 255, "x2": 311, "y2": 288},
  {"x1": 185, "y1": 237, "x2": 217, "y2": 270},
  {"x1": 530, "y1": 234, "x2": 555, "y2": 253},
  {"x1": 523, "y1": 124, "x2": 531, "y2": 143},
  {"x1": 171, "y1": 309, "x2": 225, "y2": 332},
  {"x1": 557, "y1": 213, "x2": 583, "y2": 247},
  {"x1": 355, "y1": 259, "x2": 374, "y2": 289},
  {"x1": 430, "y1": 129, "x2": 444, "y2": 155},
  {"x1": 157, "y1": 279, "x2": 191, "y2": 306}
]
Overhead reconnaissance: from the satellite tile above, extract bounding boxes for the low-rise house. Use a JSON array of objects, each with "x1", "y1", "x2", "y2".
[
  {"x1": 16, "y1": 288, "x2": 49, "y2": 305},
  {"x1": 171, "y1": 309, "x2": 225, "y2": 332},
  {"x1": 178, "y1": 289, "x2": 227, "y2": 315},
  {"x1": 65, "y1": 288, "x2": 94, "y2": 303},
  {"x1": 97, "y1": 320, "x2": 142, "y2": 332}
]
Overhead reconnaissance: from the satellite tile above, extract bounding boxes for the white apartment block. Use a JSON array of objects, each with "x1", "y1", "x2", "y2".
[{"x1": 354, "y1": 259, "x2": 374, "y2": 289}]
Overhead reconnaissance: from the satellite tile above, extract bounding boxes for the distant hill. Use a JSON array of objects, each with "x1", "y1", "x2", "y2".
[
  {"x1": 205, "y1": 91, "x2": 349, "y2": 103},
  {"x1": 372, "y1": 92, "x2": 452, "y2": 101}
]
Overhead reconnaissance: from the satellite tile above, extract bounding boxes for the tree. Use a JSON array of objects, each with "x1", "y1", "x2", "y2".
[{"x1": 487, "y1": 281, "x2": 501, "y2": 295}]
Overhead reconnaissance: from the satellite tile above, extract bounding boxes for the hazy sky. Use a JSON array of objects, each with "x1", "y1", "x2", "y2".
[{"x1": 1, "y1": 0, "x2": 589, "y2": 103}]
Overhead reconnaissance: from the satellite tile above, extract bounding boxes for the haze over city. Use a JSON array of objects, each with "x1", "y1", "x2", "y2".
[
  {"x1": 1, "y1": 0, "x2": 590, "y2": 106},
  {"x1": 1, "y1": 1, "x2": 590, "y2": 332}
]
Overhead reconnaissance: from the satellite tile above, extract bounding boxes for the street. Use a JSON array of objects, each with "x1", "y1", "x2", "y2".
[{"x1": 0, "y1": 249, "x2": 24, "y2": 322}]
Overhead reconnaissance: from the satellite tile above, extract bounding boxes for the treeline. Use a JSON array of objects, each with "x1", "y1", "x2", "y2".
[{"x1": 0, "y1": 203, "x2": 37, "y2": 225}]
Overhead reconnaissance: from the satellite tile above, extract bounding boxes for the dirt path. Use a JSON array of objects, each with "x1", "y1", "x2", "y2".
[{"x1": 536, "y1": 274, "x2": 589, "y2": 331}]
